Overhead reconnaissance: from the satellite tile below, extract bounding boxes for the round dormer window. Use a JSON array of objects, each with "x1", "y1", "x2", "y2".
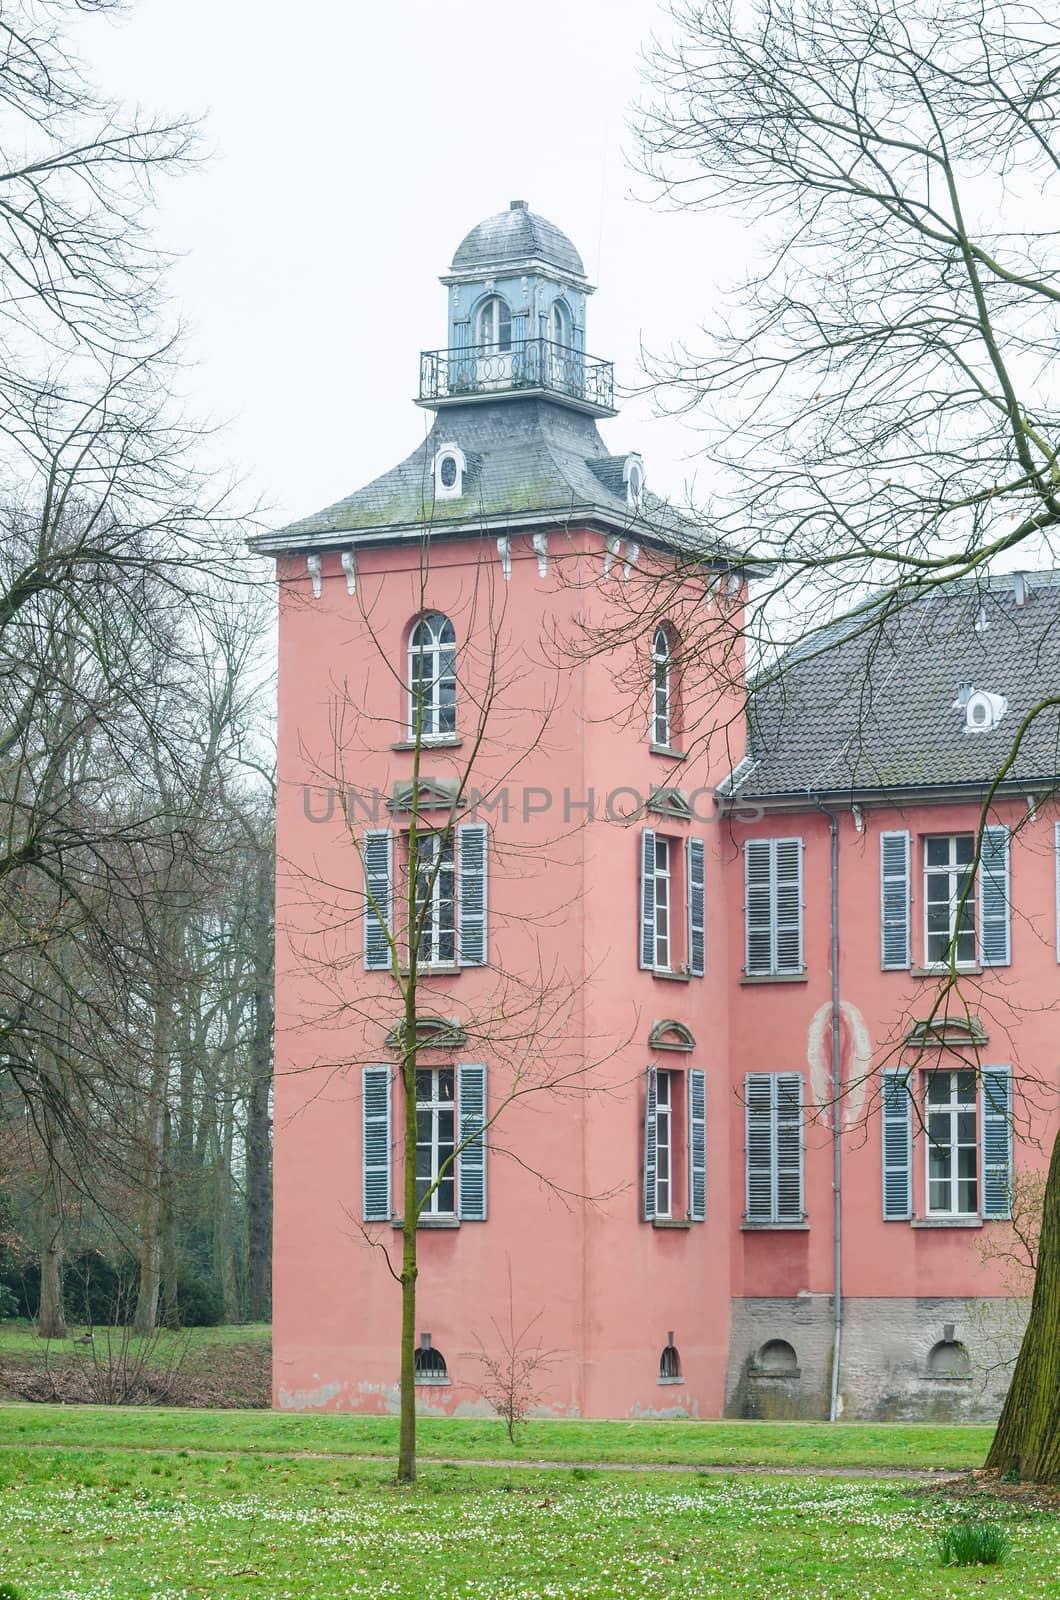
[
  {"x1": 433, "y1": 442, "x2": 466, "y2": 501},
  {"x1": 969, "y1": 699, "x2": 989, "y2": 727},
  {"x1": 628, "y1": 464, "x2": 644, "y2": 506}
]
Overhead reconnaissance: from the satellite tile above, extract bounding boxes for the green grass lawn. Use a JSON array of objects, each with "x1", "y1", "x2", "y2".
[
  {"x1": 0, "y1": 1404, "x2": 992, "y2": 1469},
  {"x1": 0, "y1": 1443, "x2": 1049, "y2": 1600},
  {"x1": 0, "y1": 1319, "x2": 270, "y2": 1363}
]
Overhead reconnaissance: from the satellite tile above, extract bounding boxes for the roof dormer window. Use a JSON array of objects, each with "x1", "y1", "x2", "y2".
[
  {"x1": 476, "y1": 296, "x2": 511, "y2": 353},
  {"x1": 433, "y1": 443, "x2": 466, "y2": 501},
  {"x1": 953, "y1": 685, "x2": 1007, "y2": 733},
  {"x1": 624, "y1": 453, "x2": 645, "y2": 509}
]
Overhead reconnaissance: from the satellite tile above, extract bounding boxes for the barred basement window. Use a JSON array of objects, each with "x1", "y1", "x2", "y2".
[
  {"x1": 414, "y1": 1335, "x2": 449, "y2": 1383},
  {"x1": 659, "y1": 1336, "x2": 681, "y2": 1381}
]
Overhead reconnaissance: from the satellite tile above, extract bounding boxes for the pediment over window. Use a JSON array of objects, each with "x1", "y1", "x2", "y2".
[
  {"x1": 388, "y1": 777, "x2": 462, "y2": 814},
  {"x1": 647, "y1": 786, "x2": 692, "y2": 821},
  {"x1": 904, "y1": 1016, "x2": 989, "y2": 1049},
  {"x1": 385, "y1": 1016, "x2": 468, "y2": 1051},
  {"x1": 649, "y1": 1019, "x2": 696, "y2": 1053}
]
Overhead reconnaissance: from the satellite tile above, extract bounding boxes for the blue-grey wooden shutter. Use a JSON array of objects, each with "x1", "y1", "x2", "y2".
[
  {"x1": 640, "y1": 829, "x2": 657, "y2": 970},
  {"x1": 457, "y1": 823, "x2": 488, "y2": 966},
  {"x1": 687, "y1": 1068, "x2": 706, "y2": 1221},
  {"x1": 775, "y1": 1072, "x2": 804, "y2": 1220},
  {"x1": 744, "y1": 1072, "x2": 774, "y2": 1220},
  {"x1": 981, "y1": 1066, "x2": 1012, "y2": 1220},
  {"x1": 456, "y1": 1063, "x2": 487, "y2": 1220},
  {"x1": 744, "y1": 841, "x2": 772, "y2": 975},
  {"x1": 774, "y1": 840, "x2": 804, "y2": 974},
  {"x1": 880, "y1": 830, "x2": 911, "y2": 970},
  {"x1": 642, "y1": 1065, "x2": 658, "y2": 1220},
  {"x1": 362, "y1": 1065, "x2": 392, "y2": 1221},
  {"x1": 686, "y1": 838, "x2": 706, "y2": 977},
  {"x1": 979, "y1": 824, "x2": 1011, "y2": 967},
  {"x1": 363, "y1": 829, "x2": 393, "y2": 970},
  {"x1": 881, "y1": 1068, "x2": 913, "y2": 1219}
]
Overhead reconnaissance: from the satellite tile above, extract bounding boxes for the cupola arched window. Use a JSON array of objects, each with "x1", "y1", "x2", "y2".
[
  {"x1": 652, "y1": 625, "x2": 675, "y2": 749},
  {"x1": 549, "y1": 299, "x2": 570, "y2": 349},
  {"x1": 476, "y1": 296, "x2": 512, "y2": 353},
  {"x1": 408, "y1": 612, "x2": 457, "y2": 740}
]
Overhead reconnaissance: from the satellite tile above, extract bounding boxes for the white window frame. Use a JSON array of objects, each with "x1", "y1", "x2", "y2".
[
  {"x1": 654, "y1": 1070, "x2": 673, "y2": 1218},
  {"x1": 433, "y1": 443, "x2": 466, "y2": 501},
  {"x1": 416, "y1": 1066, "x2": 456, "y2": 1216},
  {"x1": 652, "y1": 626, "x2": 672, "y2": 747},
  {"x1": 925, "y1": 1069, "x2": 979, "y2": 1217},
  {"x1": 408, "y1": 612, "x2": 456, "y2": 741},
  {"x1": 923, "y1": 833, "x2": 976, "y2": 968},
  {"x1": 476, "y1": 295, "x2": 512, "y2": 352},
  {"x1": 413, "y1": 832, "x2": 456, "y2": 967},
  {"x1": 653, "y1": 836, "x2": 672, "y2": 971}
]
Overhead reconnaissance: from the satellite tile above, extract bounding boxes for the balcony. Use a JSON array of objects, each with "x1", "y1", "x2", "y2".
[{"x1": 418, "y1": 338, "x2": 616, "y2": 418}]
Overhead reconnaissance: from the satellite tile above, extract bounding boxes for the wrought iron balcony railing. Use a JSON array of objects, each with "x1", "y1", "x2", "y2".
[{"x1": 419, "y1": 338, "x2": 615, "y2": 415}]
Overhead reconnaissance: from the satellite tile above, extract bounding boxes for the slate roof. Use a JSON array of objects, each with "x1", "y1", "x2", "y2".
[
  {"x1": 255, "y1": 397, "x2": 741, "y2": 562},
  {"x1": 450, "y1": 202, "x2": 585, "y2": 280},
  {"x1": 737, "y1": 571, "x2": 1060, "y2": 798}
]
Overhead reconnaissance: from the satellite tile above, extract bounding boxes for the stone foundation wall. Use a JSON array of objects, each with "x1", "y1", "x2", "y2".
[{"x1": 725, "y1": 1295, "x2": 1027, "y2": 1422}]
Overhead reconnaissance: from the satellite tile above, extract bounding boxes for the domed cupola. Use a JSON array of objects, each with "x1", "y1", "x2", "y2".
[{"x1": 418, "y1": 199, "x2": 615, "y2": 419}]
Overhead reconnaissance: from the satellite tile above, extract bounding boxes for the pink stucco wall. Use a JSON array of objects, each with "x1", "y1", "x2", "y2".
[{"x1": 272, "y1": 526, "x2": 1056, "y2": 1418}]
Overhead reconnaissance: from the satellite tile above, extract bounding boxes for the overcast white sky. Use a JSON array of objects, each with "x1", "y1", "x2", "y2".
[{"x1": 80, "y1": 0, "x2": 742, "y2": 531}]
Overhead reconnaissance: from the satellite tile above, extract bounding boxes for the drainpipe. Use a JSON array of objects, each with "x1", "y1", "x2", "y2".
[{"x1": 815, "y1": 798, "x2": 843, "y2": 1424}]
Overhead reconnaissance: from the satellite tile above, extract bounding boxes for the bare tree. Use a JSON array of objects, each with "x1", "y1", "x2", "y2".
[{"x1": 629, "y1": 0, "x2": 1060, "y2": 1474}]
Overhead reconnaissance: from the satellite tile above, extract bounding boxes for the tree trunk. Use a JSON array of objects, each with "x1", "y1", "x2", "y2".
[
  {"x1": 161, "y1": 1106, "x2": 180, "y2": 1328},
  {"x1": 987, "y1": 1126, "x2": 1060, "y2": 1480},
  {"x1": 397, "y1": 1038, "x2": 419, "y2": 1484},
  {"x1": 37, "y1": 1132, "x2": 66, "y2": 1340},
  {"x1": 133, "y1": 1003, "x2": 169, "y2": 1335}
]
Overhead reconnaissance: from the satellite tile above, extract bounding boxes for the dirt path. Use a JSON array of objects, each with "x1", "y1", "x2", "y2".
[{"x1": 0, "y1": 1439, "x2": 965, "y2": 1481}]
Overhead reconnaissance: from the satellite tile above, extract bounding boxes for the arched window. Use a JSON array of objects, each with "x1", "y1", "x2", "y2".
[
  {"x1": 927, "y1": 1339, "x2": 971, "y2": 1377},
  {"x1": 659, "y1": 1338, "x2": 682, "y2": 1380},
  {"x1": 408, "y1": 612, "x2": 457, "y2": 740},
  {"x1": 755, "y1": 1339, "x2": 799, "y2": 1375},
  {"x1": 549, "y1": 299, "x2": 570, "y2": 348},
  {"x1": 652, "y1": 626, "x2": 673, "y2": 748},
  {"x1": 414, "y1": 1336, "x2": 449, "y2": 1382},
  {"x1": 476, "y1": 296, "x2": 512, "y2": 353}
]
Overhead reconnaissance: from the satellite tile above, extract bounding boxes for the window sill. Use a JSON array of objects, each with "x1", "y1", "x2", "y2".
[
  {"x1": 391, "y1": 737, "x2": 463, "y2": 751},
  {"x1": 751, "y1": 1367, "x2": 802, "y2": 1380},
  {"x1": 910, "y1": 965, "x2": 983, "y2": 979},
  {"x1": 924, "y1": 1373, "x2": 972, "y2": 1383},
  {"x1": 650, "y1": 968, "x2": 691, "y2": 983},
  {"x1": 397, "y1": 966, "x2": 463, "y2": 978},
  {"x1": 740, "y1": 1221, "x2": 809, "y2": 1231},
  {"x1": 740, "y1": 972, "x2": 808, "y2": 985},
  {"x1": 649, "y1": 744, "x2": 687, "y2": 761},
  {"x1": 414, "y1": 1376, "x2": 452, "y2": 1387},
  {"x1": 911, "y1": 1217, "x2": 983, "y2": 1230},
  {"x1": 391, "y1": 1217, "x2": 460, "y2": 1230},
  {"x1": 656, "y1": 1375, "x2": 685, "y2": 1386},
  {"x1": 652, "y1": 1219, "x2": 692, "y2": 1231}
]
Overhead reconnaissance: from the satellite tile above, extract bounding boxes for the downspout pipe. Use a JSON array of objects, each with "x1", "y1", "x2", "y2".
[{"x1": 815, "y1": 797, "x2": 843, "y2": 1424}]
